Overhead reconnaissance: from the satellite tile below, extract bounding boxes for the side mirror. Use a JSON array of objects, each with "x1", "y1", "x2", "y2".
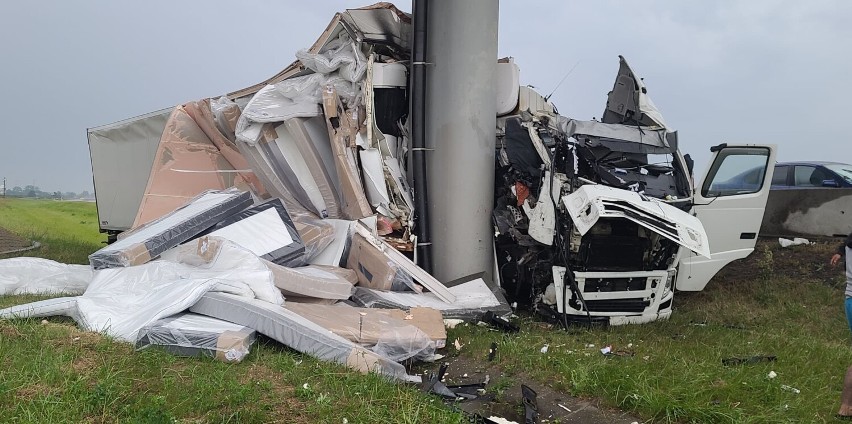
[{"x1": 823, "y1": 179, "x2": 841, "y2": 188}]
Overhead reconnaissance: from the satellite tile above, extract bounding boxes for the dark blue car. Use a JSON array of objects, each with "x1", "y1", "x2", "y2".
[{"x1": 771, "y1": 162, "x2": 852, "y2": 188}]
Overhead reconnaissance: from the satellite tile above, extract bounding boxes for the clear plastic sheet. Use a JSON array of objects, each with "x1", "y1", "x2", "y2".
[
  {"x1": 189, "y1": 292, "x2": 416, "y2": 381},
  {"x1": 296, "y1": 32, "x2": 367, "y2": 83},
  {"x1": 2, "y1": 237, "x2": 281, "y2": 341},
  {"x1": 350, "y1": 278, "x2": 512, "y2": 321},
  {"x1": 346, "y1": 233, "x2": 415, "y2": 292},
  {"x1": 89, "y1": 189, "x2": 252, "y2": 269},
  {"x1": 283, "y1": 303, "x2": 434, "y2": 362},
  {"x1": 0, "y1": 258, "x2": 92, "y2": 295},
  {"x1": 160, "y1": 236, "x2": 284, "y2": 305},
  {"x1": 288, "y1": 205, "x2": 336, "y2": 265},
  {"x1": 210, "y1": 96, "x2": 241, "y2": 142},
  {"x1": 136, "y1": 313, "x2": 256, "y2": 363}
]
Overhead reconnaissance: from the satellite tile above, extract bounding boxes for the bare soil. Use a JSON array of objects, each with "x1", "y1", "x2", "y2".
[{"x1": 0, "y1": 226, "x2": 35, "y2": 254}]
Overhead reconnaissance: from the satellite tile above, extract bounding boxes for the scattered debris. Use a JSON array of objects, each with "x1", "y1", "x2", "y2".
[
  {"x1": 768, "y1": 371, "x2": 778, "y2": 379},
  {"x1": 722, "y1": 355, "x2": 777, "y2": 366},
  {"x1": 540, "y1": 344, "x2": 549, "y2": 354},
  {"x1": 781, "y1": 385, "x2": 801, "y2": 394},
  {"x1": 488, "y1": 342, "x2": 498, "y2": 362},
  {"x1": 778, "y1": 237, "x2": 812, "y2": 248},
  {"x1": 521, "y1": 384, "x2": 539, "y2": 424},
  {"x1": 481, "y1": 311, "x2": 520, "y2": 333}
]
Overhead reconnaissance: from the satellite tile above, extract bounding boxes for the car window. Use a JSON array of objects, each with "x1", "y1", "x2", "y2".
[
  {"x1": 794, "y1": 166, "x2": 818, "y2": 187},
  {"x1": 702, "y1": 147, "x2": 770, "y2": 197},
  {"x1": 772, "y1": 165, "x2": 789, "y2": 186},
  {"x1": 824, "y1": 164, "x2": 852, "y2": 185}
]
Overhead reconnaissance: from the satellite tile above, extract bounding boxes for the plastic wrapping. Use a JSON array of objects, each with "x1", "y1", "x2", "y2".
[
  {"x1": 0, "y1": 258, "x2": 92, "y2": 295},
  {"x1": 132, "y1": 105, "x2": 261, "y2": 228},
  {"x1": 210, "y1": 96, "x2": 241, "y2": 142},
  {"x1": 89, "y1": 189, "x2": 252, "y2": 269},
  {"x1": 289, "y1": 207, "x2": 336, "y2": 264},
  {"x1": 270, "y1": 264, "x2": 356, "y2": 300},
  {"x1": 296, "y1": 33, "x2": 367, "y2": 83},
  {"x1": 346, "y1": 233, "x2": 415, "y2": 292},
  {"x1": 309, "y1": 219, "x2": 355, "y2": 267},
  {"x1": 2, "y1": 237, "x2": 281, "y2": 341},
  {"x1": 136, "y1": 313, "x2": 256, "y2": 363},
  {"x1": 160, "y1": 236, "x2": 284, "y2": 305},
  {"x1": 350, "y1": 278, "x2": 512, "y2": 321},
  {"x1": 201, "y1": 198, "x2": 306, "y2": 267},
  {"x1": 283, "y1": 303, "x2": 434, "y2": 361},
  {"x1": 189, "y1": 292, "x2": 416, "y2": 381}
]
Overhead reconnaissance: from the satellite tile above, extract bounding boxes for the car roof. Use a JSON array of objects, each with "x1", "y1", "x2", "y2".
[{"x1": 775, "y1": 161, "x2": 851, "y2": 167}]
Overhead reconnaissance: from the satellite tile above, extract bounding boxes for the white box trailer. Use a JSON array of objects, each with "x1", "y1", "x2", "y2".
[{"x1": 87, "y1": 108, "x2": 171, "y2": 241}]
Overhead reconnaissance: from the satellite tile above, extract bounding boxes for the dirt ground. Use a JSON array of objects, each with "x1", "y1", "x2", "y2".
[
  {"x1": 0, "y1": 226, "x2": 34, "y2": 254},
  {"x1": 415, "y1": 355, "x2": 640, "y2": 423}
]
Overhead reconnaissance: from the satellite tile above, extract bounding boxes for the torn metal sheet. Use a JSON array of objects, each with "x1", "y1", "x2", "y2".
[
  {"x1": 602, "y1": 55, "x2": 668, "y2": 129},
  {"x1": 553, "y1": 116, "x2": 675, "y2": 154},
  {"x1": 562, "y1": 185, "x2": 710, "y2": 258}
]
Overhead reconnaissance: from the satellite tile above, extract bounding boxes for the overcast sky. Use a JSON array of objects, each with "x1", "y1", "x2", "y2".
[{"x1": 0, "y1": 1, "x2": 849, "y2": 193}]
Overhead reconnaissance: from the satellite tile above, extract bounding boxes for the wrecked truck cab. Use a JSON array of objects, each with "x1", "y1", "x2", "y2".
[{"x1": 493, "y1": 57, "x2": 776, "y2": 325}]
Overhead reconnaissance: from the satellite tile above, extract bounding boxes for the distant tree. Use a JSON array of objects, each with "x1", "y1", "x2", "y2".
[
  {"x1": 63, "y1": 191, "x2": 76, "y2": 199},
  {"x1": 79, "y1": 190, "x2": 91, "y2": 199},
  {"x1": 11, "y1": 186, "x2": 22, "y2": 193}
]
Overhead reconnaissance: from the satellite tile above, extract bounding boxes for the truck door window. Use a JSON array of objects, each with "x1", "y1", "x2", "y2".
[{"x1": 701, "y1": 147, "x2": 770, "y2": 197}]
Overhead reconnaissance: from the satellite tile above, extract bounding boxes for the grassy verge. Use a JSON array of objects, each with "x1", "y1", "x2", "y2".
[
  {"x1": 0, "y1": 198, "x2": 102, "y2": 264},
  {"x1": 2, "y1": 197, "x2": 850, "y2": 422},
  {"x1": 446, "y1": 241, "x2": 852, "y2": 423}
]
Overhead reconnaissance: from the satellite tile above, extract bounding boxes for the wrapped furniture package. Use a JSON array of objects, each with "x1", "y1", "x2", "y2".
[
  {"x1": 269, "y1": 264, "x2": 356, "y2": 300},
  {"x1": 0, "y1": 258, "x2": 93, "y2": 295},
  {"x1": 284, "y1": 303, "x2": 446, "y2": 351},
  {"x1": 202, "y1": 198, "x2": 306, "y2": 267},
  {"x1": 89, "y1": 189, "x2": 252, "y2": 269},
  {"x1": 136, "y1": 313, "x2": 257, "y2": 363},
  {"x1": 350, "y1": 278, "x2": 512, "y2": 320},
  {"x1": 189, "y1": 292, "x2": 417, "y2": 381}
]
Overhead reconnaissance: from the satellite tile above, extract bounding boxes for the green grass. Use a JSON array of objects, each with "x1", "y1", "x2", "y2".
[
  {"x1": 445, "y1": 241, "x2": 852, "y2": 423},
  {"x1": 0, "y1": 198, "x2": 102, "y2": 264},
  {"x1": 2, "y1": 198, "x2": 851, "y2": 422}
]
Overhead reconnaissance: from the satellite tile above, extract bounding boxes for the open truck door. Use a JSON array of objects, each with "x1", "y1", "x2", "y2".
[{"x1": 676, "y1": 144, "x2": 777, "y2": 291}]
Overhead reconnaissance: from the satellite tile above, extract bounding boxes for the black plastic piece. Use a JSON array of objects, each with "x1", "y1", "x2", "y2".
[
  {"x1": 488, "y1": 341, "x2": 498, "y2": 362},
  {"x1": 710, "y1": 143, "x2": 728, "y2": 153},
  {"x1": 722, "y1": 355, "x2": 777, "y2": 366},
  {"x1": 482, "y1": 311, "x2": 519, "y2": 333},
  {"x1": 521, "y1": 384, "x2": 539, "y2": 424}
]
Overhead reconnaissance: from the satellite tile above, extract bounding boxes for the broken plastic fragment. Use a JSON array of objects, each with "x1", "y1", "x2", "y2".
[
  {"x1": 781, "y1": 385, "x2": 800, "y2": 394},
  {"x1": 540, "y1": 344, "x2": 549, "y2": 354}
]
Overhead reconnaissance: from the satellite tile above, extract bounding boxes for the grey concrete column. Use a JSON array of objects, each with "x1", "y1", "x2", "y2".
[{"x1": 425, "y1": 0, "x2": 499, "y2": 283}]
